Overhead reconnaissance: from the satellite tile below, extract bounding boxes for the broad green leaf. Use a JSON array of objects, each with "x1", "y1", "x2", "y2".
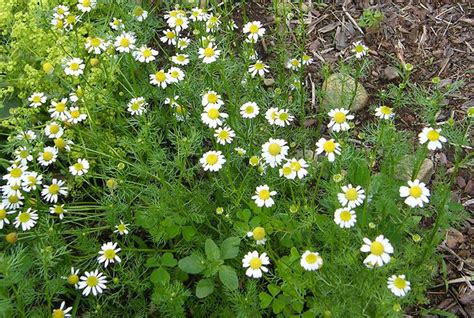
[
  {"x1": 205, "y1": 239, "x2": 221, "y2": 260},
  {"x1": 218, "y1": 265, "x2": 238, "y2": 290},
  {"x1": 145, "y1": 256, "x2": 160, "y2": 268},
  {"x1": 161, "y1": 252, "x2": 177, "y2": 267},
  {"x1": 268, "y1": 284, "x2": 281, "y2": 297},
  {"x1": 236, "y1": 209, "x2": 251, "y2": 222},
  {"x1": 259, "y1": 292, "x2": 273, "y2": 309},
  {"x1": 220, "y1": 237, "x2": 240, "y2": 260},
  {"x1": 178, "y1": 254, "x2": 205, "y2": 274},
  {"x1": 182, "y1": 226, "x2": 196, "y2": 241},
  {"x1": 150, "y1": 267, "x2": 170, "y2": 285},
  {"x1": 195, "y1": 279, "x2": 214, "y2": 299}
]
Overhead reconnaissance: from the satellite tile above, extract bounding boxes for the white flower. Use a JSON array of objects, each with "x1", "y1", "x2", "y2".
[
  {"x1": 149, "y1": 70, "x2": 171, "y2": 88},
  {"x1": 288, "y1": 158, "x2": 308, "y2": 179},
  {"x1": 248, "y1": 60, "x2": 268, "y2": 77},
  {"x1": 28, "y1": 92, "x2": 47, "y2": 108},
  {"x1": 265, "y1": 107, "x2": 279, "y2": 125},
  {"x1": 50, "y1": 204, "x2": 67, "y2": 220},
  {"x1": 167, "y1": 67, "x2": 185, "y2": 83},
  {"x1": 44, "y1": 122, "x2": 64, "y2": 138},
  {"x1": 286, "y1": 58, "x2": 301, "y2": 70},
  {"x1": 78, "y1": 270, "x2": 107, "y2": 296},
  {"x1": 375, "y1": 105, "x2": 394, "y2": 119},
  {"x1": 190, "y1": 7, "x2": 207, "y2": 22},
  {"x1": 252, "y1": 185, "x2": 277, "y2": 208},
  {"x1": 352, "y1": 41, "x2": 369, "y2": 58},
  {"x1": 201, "y1": 104, "x2": 228, "y2": 128},
  {"x1": 2, "y1": 192, "x2": 24, "y2": 210},
  {"x1": 243, "y1": 21, "x2": 265, "y2": 42},
  {"x1": 235, "y1": 147, "x2": 246, "y2": 156},
  {"x1": 21, "y1": 171, "x2": 42, "y2": 192},
  {"x1": 171, "y1": 53, "x2": 189, "y2": 65},
  {"x1": 337, "y1": 184, "x2": 366, "y2": 208},
  {"x1": 418, "y1": 127, "x2": 447, "y2": 150},
  {"x1": 177, "y1": 37, "x2": 190, "y2": 50},
  {"x1": 214, "y1": 126, "x2": 235, "y2": 145},
  {"x1": 206, "y1": 14, "x2": 221, "y2": 32},
  {"x1": 387, "y1": 275, "x2": 411, "y2": 297},
  {"x1": 160, "y1": 29, "x2": 177, "y2": 45},
  {"x1": 315, "y1": 138, "x2": 341, "y2": 162},
  {"x1": 54, "y1": 137, "x2": 74, "y2": 152},
  {"x1": 49, "y1": 98, "x2": 69, "y2": 120},
  {"x1": 274, "y1": 109, "x2": 294, "y2": 127},
  {"x1": 3, "y1": 164, "x2": 26, "y2": 185},
  {"x1": 41, "y1": 179, "x2": 68, "y2": 203},
  {"x1": 133, "y1": 46, "x2": 158, "y2": 63},
  {"x1": 199, "y1": 43, "x2": 221, "y2": 64},
  {"x1": 261, "y1": 138, "x2": 289, "y2": 168},
  {"x1": 16, "y1": 130, "x2": 37, "y2": 142},
  {"x1": 399, "y1": 179, "x2": 430, "y2": 208},
  {"x1": 334, "y1": 208, "x2": 357, "y2": 228},
  {"x1": 279, "y1": 162, "x2": 296, "y2": 179},
  {"x1": 168, "y1": 15, "x2": 188, "y2": 32},
  {"x1": 15, "y1": 147, "x2": 33, "y2": 165},
  {"x1": 53, "y1": 5, "x2": 69, "y2": 18},
  {"x1": 67, "y1": 107, "x2": 87, "y2": 124},
  {"x1": 69, "y1": 158, "x2": 90, "y2": 176},
  {"x1": 300, "y1": 251, "x2": 323, "y2": 271},
  {"x1": 98, "y1": 241, "x2": 121, "y2": 267},
  {"x1": 242, "y1": 251, "x2": 270, "y2": 278},
  {"x1": 201, "y1": 91, "x2": 224, "y2": 107},
  {"x1": 65, "y1": 267, "x2": 80, "y2": 288},
  {"x1": 77, "y1": 0, "x2": 96, "y2": 12},
  {"x1": 240, "y1": 102, "x2": 259, "y2": 118},
  {"x1": 127, "y1": 97, "x2": 148, "y2": 115},
  {"x1": 302, "y1": 54, "x2": 313, "y2": 65},
  {"x1": 52, "y1": 301, "x2": 72, "y2": 318},
  {"x1": 85, "y1": 37, "x2": 108, "y2": 54},
  {"x1": 200, "y1": 151, "x2": 226, "y2": 172},
  {"x1": 132, "y1": 6, "x2": 148, "y2": 21},
  {"x1": 1, "y1": 183, "x2": 21, "y2": 198},
  {"x1": 63, "y1": 14, "x2": 79, "y2": 31},
  {"x1": 246, "y1": 227, "x2": 266, "y2": 245},
  {"x1": 114, "y1": 32, "x2": 136, "y2": 53},
  {"x1": 64, "y1": 58, "x2": 85, "y2": 76},
  {"x1": 0, "y1": 203, "x2": 15, "y2": 229},
  {"x1": 109, "y1": 17, "x2": 124, "y2": 30},
  {"x1": 38, "y1": 146, "x2": 58, "y2": 166},
  {"x1": 360, "y1": 235, "x2": 394, "y2": 267},
  {"x1": 328, "y1": 108, "x2": 354, "y2": 132},
  {"x1": 114, "y1": 221, "x2": 129, "y2": 235},
  {"x1": 13, "y1": 208, "x2": 38, "y2": 231}
]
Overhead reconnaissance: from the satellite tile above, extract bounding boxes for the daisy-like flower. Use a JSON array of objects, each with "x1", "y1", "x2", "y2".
[
  {"x1": 399, "y1": 179, "x2": 430, "y2": 208},
  {"x1": 114, "y1": 32, "x2": 136, "y2": 53},
  {"x1": 387, "y1": 275, "x2": 411, "y2": 297},
  {"x1": 242, "y1": 251, "x2": 270, "y2": 278},
  {"x1": 334, "y1": 208, "x2": 357, "y2": 228},
  {"x1": 168, "y1": 15, "x2": 188, "y2": 32},
  {"x1": 28, "y1": 92, "x2": 46, "y2": 108},
  {"x1": 201, "y1": 91, "x2": 224, "y2": 107},
  {"x1": 279, "y1": 162, "x2": 296, "y2": 179},
  {"x1": 3, "y1": 164, "x2": 27, "y2": 185},
  {"x1": 51, "y1": 16, "x2": 65, "y2": 30},
  {"x1": 127, "y1": 97, "x2": 147, "y2": 116},
  {"x1": 13, "y1": 208, "x2": 38, "y2": 231},
  {"x1": 66, "y1": 267, "x2": 80, "y2": 288},
  {"x1": 133, "y1": 46, "x2": 158, "y2": 63},
  {"x1": 337, "y1": 184, "x2": 366, "y2": 209},
  {"x1": 201, "y1": 104, "x2": 228, "y2": 128},
  {"x1": 375, "y1": 105, "x2": 394, "y2": 120},
  {"x1": 167, "y1": 67, "x2": 185, "y2": 83},
  {"x1": 243, "y1": 21, "x2": 265, "y2": 42},
  {"x1": 50, "y1": 204, "x2": 67, "y2": 220},
  {"x1": 77, "y1": 0, "x2": 96, "y2": 12},
  {"x1": 16, "y1": 130, "x2": 37, "y2": 142},
  {"x1": 246, "y1": 226, "x2": 267, "y2": 245},
  {"x1": 78, "y1": 270, "x2": 107, "y2": 296},
  {"x1": 54, "y1": 137, "x2": 74, "y2": 152},
  {"x1": 352, "y1": 41, "x2": 369, "y2": 59},
  {"x1": 252, "y1": 185, "x2": 277, "y2": 208},
  {"x1": 38, "y1": 146, "x2": 58, "y2": 167},
  {"x1": 21, "y1": 171, "x2": 42, "y2": 192},
  {"x1": 109, "y1": 17, "x2": 124, "y2": 30},
  {"x1": 315, "y1": 138, "x2": 341, "y2": 162},
  {"x1": 114, "y1": 220, "x2": 129, "y2": 235},
  {"x1": 132, "y1": 6, "x2": 148, "y2": 21},
  {"x1": 64, "y1": 14, "x2": 79, "y2": 31},
  {"x1": 206, "y1": 14, "x2": 221, "y2": 32},
  {"x1": 261, "y1": 138, "x2": 289, "y2": 168},
  {"x1": 41, "y1": 179, "x2": 68, "y2": 203},
  {"x1": 177, "y1": 37, "x2": 190, "y2": 50},
  {"x1": 0, "y1": 204, "x2": 14, "y2": 229},
  {"x1": 2, "y1": 192, "x2": 23, "y2": 210},
  {"x1": 171, "y1": 53, "x2": 189, "y2": 65},
  {"x1": 15, "y1": 147, "x2": 33, "y2": 165},
  {"x1": 64, "y1": 58, "x2": 84, "y2": 76},
  {"x1": 69, "y1": 158, "x2": 90, "y2": 176},
  {"x1": 53, "y1": 5, "x2": 69, "y2": 18},
  {"x1": 149, "y1": 70, "x2": 171, "y2": 88},
  {"x1": 227, "y1": 19, "x2": 238, "y2": 30},
  {"x1": 200, "y1": 151, "x2": 226, "y2": 172},
  {"x1": 52, "y1": 301, "x2": 72, "y2": 318},
  {"x1": 164, "y1": 9, "x2": 186, "y2": 22},
  {"x1": 199, "y1": 43, "x2": 221, "y2": 64},
  {"x1": 85, "y1": 36, "x2": 108, "y2": 54},
  {"x1": 265, "y1": 107, "x2": 279, "y2": 125},
  {"x1": 190, "y1": 7, "x2": 207, "y2": 22},
  {"x1": 248, "y1": 60, "x2": 268, "y2": 77},
  {"x1": 1, "y1": 183, "x2": 22, "y2": 198},
  {"x1": 302, "y1": 53, "x2": 313, "y2": 65},
  {"x1": 286, "y1": 58, "x2": 301, "y2": 70},
  {"x1": 214, "y1": 126, "x2": 235, "y2": 145},
  {"x1": 97, "y1": 242, "x2": 121, "y2": 267},
  {"x1": 235, "y1": 147, "x2": 247, "y2": 156},
  {"x1": 160, "y1": 29, "x2": 177, "y2": 45},
  {"x1": 44, "y1": 122, "x2": 64, "y2": 139},
  {"x1": 328, "y1": 108, "x2": 354, "y2": 132},
  {"x1": 49, "y1": 98, "x2": 69, "y2": 120},
  {"x1": 418, "y1": 127, "x2": 447, "y2": 150},
  {"x1": 300, "y1": 251, "x2": 323, "y2": 271},
  {"x1": 240, "y1": 102, "x2": 259, "y2": 119},
  {"x1": 274, "y1": 109, "x2": 294, "y2": 127},
  {"x1": 360, "y1": 235, "x2": 394, "y2": 267},
  {"x1": 288, "y1": 158, "x2": 308, "y2": 179},
  {"x1": 67, "y1": 106, "x2": 87, "y2": 124}
]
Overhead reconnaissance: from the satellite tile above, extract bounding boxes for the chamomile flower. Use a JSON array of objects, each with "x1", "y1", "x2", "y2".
[
  {"x1": 38, "y1": 146, "x2": 58, "y2": 167},
  {"x1": 288, "y1": 158, "x2": 308, "y2": 179},
  {"x1": 52, "y1": 301, "x2": 72, "y2": 318},
  {"x1": 387, "y1": 275, "x2": 411, "y2": 297},
  {"x1": 49, "y1": 204, "x2": 66, "y2": 220},
  {"x1": 3, "y1": 164, "x2": 27, "y2": 185},
  {"x1": 328, "y1": 108, "x2": 354, "y2": 132},
  {"x1": 0, "y1": 204, "x2": 14, "y2": 229},
  {"x1": 66, "y1": 267, "x2": 80, "y2": 288},
  {"x1": 247, "y1": 227, "x2": 266, "y2": 245},
  {"x1": 51, "y1": 16, "x2": 65, "y2": 30},
  {"x1": 243, "y1": 21, "x2": 265, "y2": 42},
  {"x1": 167, "y1": 67, "x2": 185, "y2": 83},
  {"x1": 14, "y1": 208, "x2": 38, "y2": 231},
  {"x1": 168, "y1": 15, "x2": 188, "y2": 32},
  {"x1": 21, "y1": 171, "x2": 42, "y2": 192},
  {"x1": 177, "y1": 37, "x2": 190, "y2": 50},
  {"x1": 1, "y1": 183, "x2": 21, "y2": 197},
  {"x1": 286, "y1": 58, "x2": 301, "y2": 70},
  {"x1": 338, "y1": 184, "x2": 366, "y2": 208},
  {"x1": 41, "y1": 179, "x2": 68, "y2": 203},
  {"x1": 279, "y1": 163, "x2": 296, "y2": 179},
  {"x1": 315, "y1": 138, "x2": 341, "y2": 162},
  {"x1": 97, "y1": 242, "x2": 121, "y2": 267},
  {"x1": 54, "y1": 137, "x2": 74, "y2": 152},
  {"x1": 399, "y1": 179, "x2": 430, "y2": 208},
  {"x1": 85, "y1": 37, "x2": 108, "y2": 54},
  {"x1": 16, "y1": 130, "x2": 37, "y2": 142},
  {"x1": 2, "y1": 192, "x2": 23, "y2": 210},
  {"x1": 14, "y1": 147, "x2": 33, "y2": 166},
  {"x1": 28, "y1": 92, "x2": 46, "y2": 108},
  {"x1": 77, "y1": 0, "x2": 96, "y2": 12},
  {"x1": 69, "y1": 158, "x2": 90, "y2": 176},
  {"x1": 149, "y1": 70, "x2": 171, "y2": 88},
  {"x1": 206, "y1": 14, "x2": 221, "y2": 32},
  {"x1": 240, "y1": 102, "x2": 259, "y2": 118},
  {"x1": 133, "y1": 46, "x2": 158, "y2": 63},
  {"x1": 235, "y1": 147, "x2": 247, "y2": 156},
  {"x1": 214, "y1": 126, "x2": 235, "y2": 145},
  {"x1": 49, "y1": 98, "x2": 69, "y2": 120},
  {"x1": 252, "y1": 185, "x2": 277, "y2": 208},
  {"x1": 200, "y1": 151, "x2": 226, "y2": 172},
  {"x1": 114, "y1": 32, "x2": 136, "y2": 53},
  {"x1": 242, "y1": 251, "x2": 270, "y2": 278},
  {"x1": 132, "y1": 6, "x2": 148, "y2": 21},
  {"x1": 78, "y1": 270, "x2": 107, "y2": 296},
  {"x1": 248, "y1": 60, "x2": 268, "y2": 77},
  {"x1": 302, "y1": 53, "x2": 313, "y2": 65},
  {"x1": 190, "y1": 7, "x2": 207, "y2": 21},
  {"x1": 265, "y1": 107, "x2": 279, "y2": 125},
  {"x1": 114, "y1": 221, "x2": 129, "y2": 235},
  {"x1": 45, "y1": 122, "x2": 64, "y2": 138},
  {"x1": 199, "y1": 43, "x2": 221, "y2": 64},
  {"x1": 53, "y1": 5, "x2": 69, "y2": 18},
  {"x1": 63, "y1": 14, "x2": 79, "y2": 31},
  {"x1": 109, "y1": 17, "x2": 124, "y2": 30},
  {"x1": 64, "y1": 58, "x2": 84, "y2": 76},
  {"x1": 300, "y1": 251, "x2": 323, "y2": 271},
  {"x1": 261, "y1": 138, "x2": 289, "y2": 168},
  {"x1": 334, "y1": 208, "x2": 357, "y2": 228},
  {"x1": 201, "y1": 104, "x2": 228, "y2": 128},
  {"x1": 418, "y1": 127, "x2": 447, "y2": 150},
  {"x1": 352, "y1": 41, "x2": 369, "y2": 59},
  {"x1": 160, "y1": 29, "x2": 178, "y2": 45},
  {"x1": 171, "y1": 53, "x2": 189, "y2": 65},
  {"x1": 202, "y1": 91, "x2": 224, "y2": 107},
  {"x1": 67, "y1": 107, "x2": 87, "y2": 124},
  {"x1": 127, "y1": 97, "x2": 148, "y2": 115},
  {"x1": 274, "y1": 109, "x2": 294, "y2": 127},
  {"x1": 360, "y1": 235, "x2": 394, "y2": 267},
  {"x1": 375, "y1": 105, "x2": 394, "y2": 119}
]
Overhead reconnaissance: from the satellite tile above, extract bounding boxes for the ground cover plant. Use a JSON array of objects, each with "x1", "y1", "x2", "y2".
[{"x1": 0, "y1": 0, "x2": 472, "y2": 317}]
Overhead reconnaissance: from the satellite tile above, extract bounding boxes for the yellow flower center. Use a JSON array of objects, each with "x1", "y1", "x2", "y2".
[
  {"x1": 166, "y1": 31, "x2": 175, "y2": 39},
  {"x1": 279, "y1": 112, "x2": 289, "y2": 121},
  {"x1": 117, "y1": 224, "x2": 126, "y2": 232},
  {"x1": 131, "y1": 102, "x2": 141, "y2": 111},
  {"x1": 82, "y1": 0, "x2": 91, "y2": 7},
  {"x1": 70, "y1": 110, "x2": 80, "y2": 118},
  {"x1": 0, "y1": 209, "x2": 6, "y2": 219},
  {"x1": 254, "y1": 62, "x2": 264, "y2": 70},
  {"x1": 120, "y1": 38, "x2": 130, "y2": 47},
  {"x1": 66, "y1": 15, "x2": 76, "y2": 24},
  {"x1": 218, "y1": 130, "x2": 229, "y2": 139},
  {"x1": 48, "y1": 184, "x2": 60, "y2": 194},
  {"x1": 52, "y1": 309, "x2": 65, "y2": 318},
  {"x1": 339, "y1": 210, "x2": 352, "y2": 221},
  {"x1": 86, "y1": 276, "x2": 98, "y2": 287},
  {"x1": 355, "y1": 45, "x2": 364, "y2": 53},
  {"x1": 10, "y1": 167, "x2": 23, "y2": 178},
  {"x1": 290, "y1": 161, "x2": 301, "y2": 171},
  {"x1": 427, "y1": 130, "x2": 440, "y2": 141},
  {"x1": 19, "y1": 150, "x2": 29, "y2": 159},
  {"x1": 291, "y1": 59, "x2": 299, "y2": 66},
  {"x1": 73, "y1": 162, "x2": 84, "y2": 171},
  {"x1": 177, "y1": 55, "x2": 186, "y2": 62},
  {"x1": 305, "y1": 253, "x2": 318, "y2": 264},
  {"x1": 370, "y1": 241, "x2": 384, "y2": 256},
  {"x1": 171, "y1": 71, "x2": 179, "y2": 78},
  {"x1": 252, "y1": 227, "x2": 265, "y2": 240},
  {"x1": 206, "y1": 154, "x2": 218, "y2": 165},
  {"x1": 409, "y1": 185, "x2": 422, "y2": 198},
  {"x1": 380, "y1": 106, "x2": 392, "y2": 115},
  {"x1": 207, "y1": 93, "x2": 218, "y2": 104},
  {"x1": 268, "y1": 143, "x2": 281, "y2": 156},
  {"x1": 245, "y1": 106, "x2": 254, "y2": 114},
  {"x1": 18, "y1": 212, "x2": 30, "y2": 223},
  {"x1": 26, "y1": 175, "x2": 37, "y2": 185},
  {"x1": 49, "y1": 124, "x2": 60, "y2": 134},
  {"x1": 32, "y1": 96, "x2": 41, "y2": 103},
  {"x1": 90, "y1": 38, "x2": 101, "y2": 47},
  {"x1": 203, "y1": 47, "x2": 215, "y2": 57},
  {"x1": 155, "y1": 71, "x2": 166, "y2": 82},
  {"x1": 249, "y1": 156, "x2": 259, "y2": 166},
  {"x1": 323, "y1": 140, "x2": 336, "y2": 153},
  {"x1": 393, "y1": 277, "x2": 407, "y2": 289},
  {"x1": 8, "y1": 195, "x2": 19, "y2": 204},
  {"x1": 345, "y1": 188, "x2": 358, "y2": 201},
  {"x1": 142, "y1": 48, "x2": 152, "y2": 58},
  {"x1": 70, "y1": 63, "x2": 79, "y2": 71},
  {"x1": 54, "y1": 206, "x2": 64, "y2": 214},
  {"x1": 104, "y1": 249, "x2": 116, "y2": 259},
  {"x1": 258, "y1": 189, "x2": 270, "y2": 200},
  {"x1": 207, "y1": 108, "x2": 219, "y2": 120},
  {"x1": 43, "y1": 151, "x2": 53, "y2": 161},
  {"x1": 133, "y1": 7, "x2": 144, "y2": 16},
  {"x1": 68, "y1": 274, "x2": 79, "y2": 285},
  {"x1": 249, "y1": 24, "x2": 259, "y2": 33},
  {"x1": 282, "y1": 166, "x2": 292, "y2": 176},
  {"x1": 55, "y1": 103, "x2": 65, "y2": 112},
  {"x1": 249, "y1": 257, "x2": 262, "y2": 269},
  {"x1": 54, "y1": 138, "x2": 65, "y2": 149},
  {"x1": 333, "y1": 112, "x2": 346, "y2": 124},
  {"x1": 175, "y1": 18, "x2": 183, "y2": 26}
]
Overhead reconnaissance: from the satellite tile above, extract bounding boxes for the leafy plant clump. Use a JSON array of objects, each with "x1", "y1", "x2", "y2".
[
  {"x1": 0, "y1": 1, "x2": 472, "y2": 317},
  {"x1": 358, "y1": 9, "x2": 385, "y2": 29}
]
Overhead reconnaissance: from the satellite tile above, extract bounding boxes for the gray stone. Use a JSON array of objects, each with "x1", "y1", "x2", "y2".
[
  {"x1": 395, "y1": 157, "x2": 434, "y2": 183},
  {"x1": 321, "y1": 73, "x2": 369, "y2": 111}
]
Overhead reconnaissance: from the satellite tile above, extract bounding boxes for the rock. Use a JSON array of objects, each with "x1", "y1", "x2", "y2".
[
  {"x1": 446, "y1": 228, "x2": 464, "y2": 249},
  {"x1": 263, "y1": 78, "x2": 275, "y2": 86},
  {"x1": 464, "y1": 180, "x2": 474, "y2": 196},
  {"x1": 321, "y1": 73, "x2": 369, "y2": 111},
  {"x1": 383, "y1": 66, "x2": 399, "y2": 81},
  {"x1": 395, "y1": 157, "x2": 434, "y2": 183},
  {"x1": 456, "y1": 176, "x2": 467, "y2": 188}
]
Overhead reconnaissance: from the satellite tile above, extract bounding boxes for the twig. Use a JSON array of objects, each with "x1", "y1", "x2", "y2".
[{"x1": 342, "y1": 3, "x2": 364, "y2": 35}]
